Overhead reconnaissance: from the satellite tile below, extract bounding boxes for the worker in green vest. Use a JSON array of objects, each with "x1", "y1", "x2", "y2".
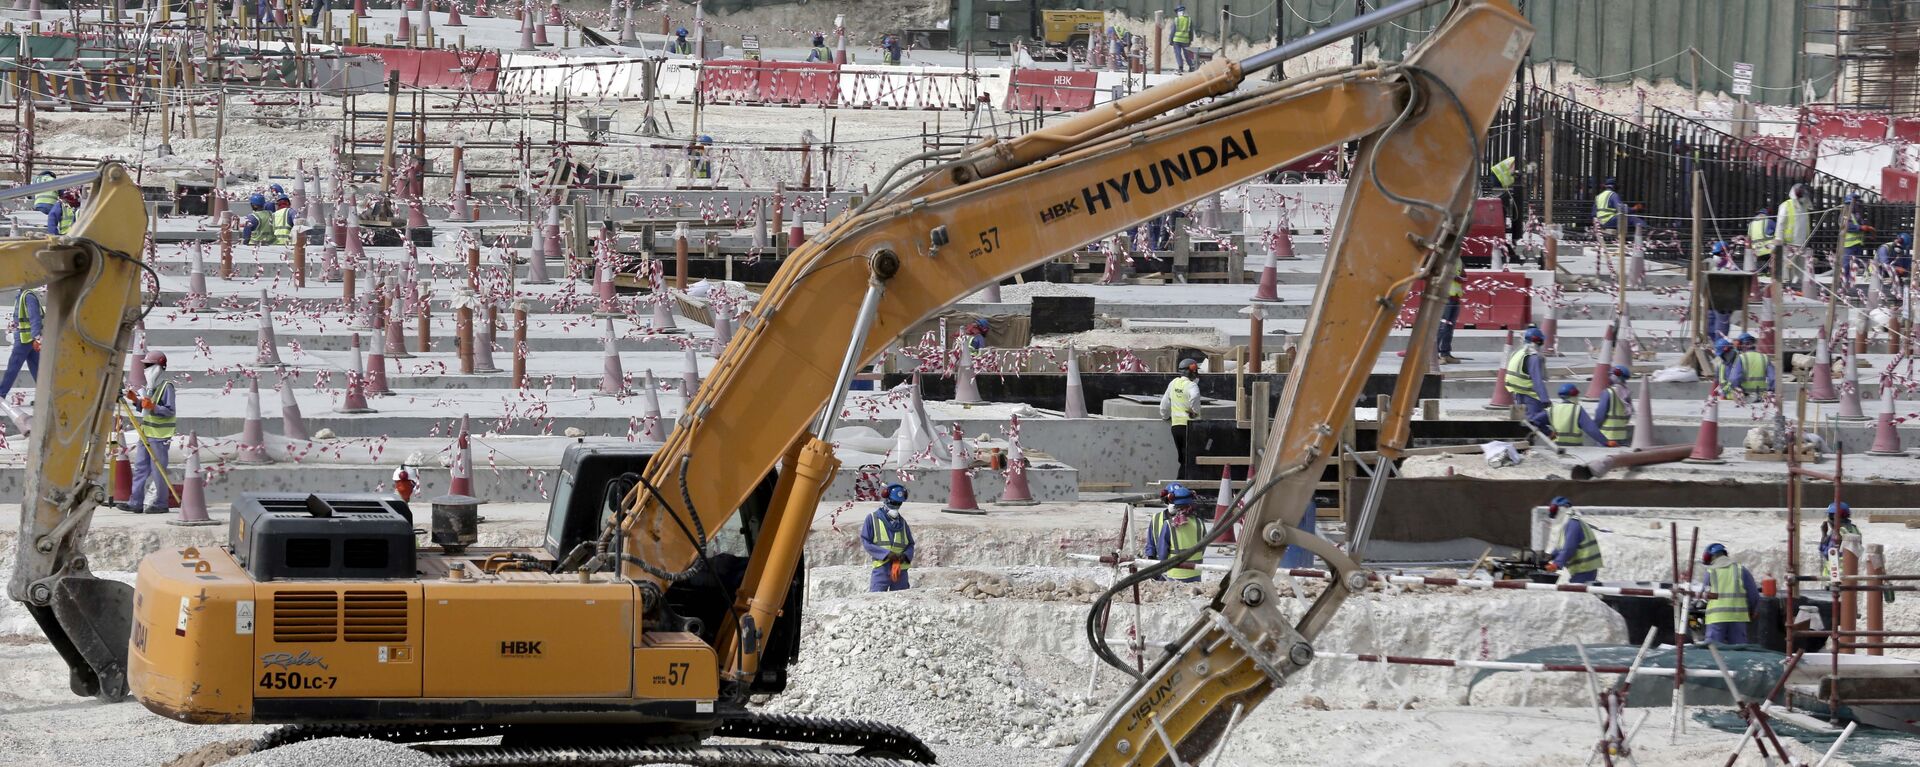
[
  {"x1": 1725, "y1": 332, "x2": 1773, "y2": 399},
  {"x1": 1489, "y1": 156, "x2": 1520, "y2": 246},
  {"x1": 669, "y1": 27, "x2": 693, "y2": 55},
  {"x1": 860, "y1": 483, "x2": 915, "y2": 591},
  {"x1": 1169, "y1": 5, "x2": 1194, "y2": 73},
  {"x1": 1160, "y1": 358, "x2": 1201, "y2": 472},
  {"x1": 1591, "y1": 365, "x2": 1631, "y2": 447},
  {"x1": 1542, "y1": 496, "x2": 1603, "y2": 584},
  {"x1": 44, "y1": 189, "x2": 79, "y2": 235},
  {"x1": 29, "y1": 170, "x2": 57, "y2": 215},
  {"x1": 1145, "y1": 482, "x2": 1205, "y2": 582},
  {"x1": 1697, "y1": 543, "x2": 1760, "y2": 645},
  {"x1": 1840, "y1": 193, "x2": 1870, "y2": 289},
  {"x1": 122, "y1": 351, "x2": 178, "y2": 514},
  {"x1": 0, "y1": 287, "x2": 42, "y2": 398},
  {"x1": 1593, "y1": 177, "x2": 1621, "y2": 236},
  {"x1": 688, "y1": 135, "x2": 714, "y2": 180},
  {"x1": 1546, "y1": 384, "x2": 1607, "y2": 447},
  {"x1": 1820, "y1": 502, "x2": 1861, "y2": 580},
  {"x1": 1503, "y1": 327, "x2": 1550, "y2": 424},
  {"x1": 1777, "y1": 184, "x2": 1812, "y2": 287},
  {"x1": 1747, "y1": 207, "x2": 1776, "y2": 271},
  {"x1": 1436, "y1": 266, "x2": 1465, "y2": 365},
  {"x1": 807, "y1": 34, "x2": 832, "y2": 62}
]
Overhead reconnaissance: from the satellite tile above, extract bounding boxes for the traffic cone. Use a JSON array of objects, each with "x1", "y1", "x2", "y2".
[
  {"x1": 1541, "y1": 303, "x2": 1560, "y2": 356},
  {"x1": 599, "y1": 317, "x2": 628, "y2": 396},
  {"x1": 997, "y1": 437, "x2": 1037, "y2": 507},
  {"x1": 681, "y1": 345, "x2": 701, "y2": 397},
  {"x1": 397, "y1": 12, "x2": 412, "y2": 43},
  {"x1": 253, "y1": 289, "x2": 283, "y2": 367},
  {"x1": 1757, "y1": 297, "x2": 1776, "y2": 355},
  {"x1": 111, "y1": 439, "x2": 132, "y2": 506},
  {"x1": 449, "y1": 414, "x2": 476, "y2": 497},
  {"x1": 1212, "y1": 463, "x2": 1237, "y2": 543},
  {"x1": 279, "y1": 382, "x2": 310, "y2": 441},
  {"x1": 237, "y1": 378, "x2": 273, "y2": 464},
  {"x1": 982, "y1": 282, "x2": 1002, "y2": 303},
  {"x1": 517, "y1": 12, "x2": 536, "y2": 51},
  {"x1": 525, "y1": 222, "x2": 551, "y2": 284},
  {"x1": 1251, "y1": 233, "x2": 1285, "y2": 303},
  {"x1": 1629, "y1": 376, "x2": 1655, "y2": 450},
  {"x1": 187, "y1": 242, "x2": 213, "y2": 312},
  {"x1": 1808, "y1": 326, "x2": 1839, "y2": 402},
  {"x1": 473, "y1": 306, "x2": 500, "y2": 373},
  {"x1": 344, "y1": 195, "x2": 365, "y2": 261},
  {"x1": 337, "y1": 336, "x2": 376, "y2": 413},
  {"x1": 1585, "y1": 323, "x2": 1615, "y2": 401},
  {"x1": 1610, "y1": 315, "x2": 1634, "y2": 369},
  {"x1": 1838, "y1": 343, "x2": 1869, "y2": 421},
  {"x1": 941, "y1": 428, "x2": 982, "y2": 514},
  {"x1": 1484, "y1": 331, "x2": 1515, "y2": 410},
  {"x1": 472, "y1": 0, "x2": 489, "y2": 18},
  {"x1": 1063, "y1": 343, "x2": 1088, "y2": 418},
  {"x1": 1270, "y1": 225, "x2": 1297, "y2": 260},
  {"x1": 444, "y1": 0, "x2": 462, "y2": 26},
  {"x1": 1685, "y1": 390, "x2": 1725, "y2": 463},
  {"x1": 354, "y1": 0, "x2": 365, "y2": 16},
  {"x1": 544, "y1": 0, "x2": 560, "y2": 23},
  {"x1": 385, "y1": 291, "x2": 413, "y2": 359},
  {"x1": 711, "y1": 310, "x2": 733, "y2": 353},
  {"x1": 366, "y1": 343, "x2": 394, "y2": 396},
  {"x1": 651, "y1": 291, "x2": 679, "y2": 331},
  {"x1": 167, "y1": 433, "x2": 218, "y2": 526},
  {"x1": 1868, "y1": 384, "x2": 1905, "y2": 455},
  {"x1": 357, "y1": 272, "x2": 382, "y2": 331},
  {"x1": 953, "y1": 337, "x2": 983, "y2": 404},
  {"x1": 639, "y1": 370, "x2": 666, "y2": 441}
]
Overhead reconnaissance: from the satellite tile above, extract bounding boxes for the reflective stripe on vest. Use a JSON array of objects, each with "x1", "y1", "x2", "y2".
[
  {"x1": 272, "y1": 208, "x2": 294, "y2": 245},
  {"x1": 14, "y1": 292, "x2": 32, "y2": 344},
  {"x1": 32, "y1": 190, "x2": 57, "y2": 208},
  {"x1": 1748, "y1": 218, "x2": 1773, "y2": 256},
  {"x1": 1843, "y1": 211, "x2": 1865, "y2": 248},
  {"x1": 1705, "y1": 562, "x2": 1750, "y2": 624},
  {"x1": 1172, "y1": 15, "x2": 1192, "y2": 43},
  {"x1": 1737, "y1": 351, "x2": 1768, "y2": 393},
  {"x1": 1549, "y1": 402, "x2": 1583, "y2": 446},
  {"x1": 1566, "y1": 518, "x2": 1603, "y2": 575},
  {"x1": 1594, "y1": 191, "x2": 1617, "y2": 224},
  {"x1": 1166, "y1": 378, "x2": 1196, "y2": 426},
  {"x1": 248, "y1": 212, "x2": 275, "y2": 245},
  {"x1": 1503, "y1": 347, "x2": 1538, "y2": 398},
  {"x1": 1152, "y1": 512, "x2": 1204, "y2": 580},
  {"x1": 1490, "y1": 157, "x2": 1515, "y2": 189},
  {"x1": 867, "y1": 512, "x2": 911, "y2": 569},
  {"x1": 1600, "y1": 386, "x2": 1630, "y2": 442},
  {"x1": 138, "y1": 381, "x2": 177, "y2": 439}
]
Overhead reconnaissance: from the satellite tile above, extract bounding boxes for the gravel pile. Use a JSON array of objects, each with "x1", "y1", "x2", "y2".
[{"x1": 223, "y1": 738, "x2": 442, "y2": 767}]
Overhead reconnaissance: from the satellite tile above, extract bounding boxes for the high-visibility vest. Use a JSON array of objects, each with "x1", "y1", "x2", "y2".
[
  {"x1": 1553, "y1": 517, "x2": 1603, "y2": 575},
  {"x1": 1594, "y1": 190, "x2": 1617, "y2": 225},
  {"x1": 1736, "y1": 351, "x2": 1769, "y2": 393},
  {"x1": 55, "y1": 203, "x2": 76, "y2": 234},
  {"x1": 1748, "y1": 217, "x2": 1774, "y2": 256},
  {"x1": 809, "y1": 46, "x2": 831, "y2": 61},
  {"x1": 137, "y1": 380, "x2": 177, "y2": 439},
  {"x1": 1151, "y1": 511, "x2": 1204, "y2": 580},
  {"x1": 1599, "y1": 385, "x2": 1630, "y2": 442},
  {"x1": 691, "y1": 156, "x2": 711, "y2": 179},
  {"x1": 1165, "y1": 377, "x2": 1197, "y2": 426},
  {"x1": 32, "y1": 188, "x2": 57, "y2": 208},
  {"x1": 1503, "y1": 346, "x2": 1538, "y2": 399},
  {"x1": 1822, "y1": 522, "x2": 1860, "y2": 579},
  {"x1": 1549, "y1": 402, "x2": 1584, "y2": 446},
  {"x1": 866, "y1": 511, "x2": 912, "y2": 569},
  {"x1": 1448, "y1": 277, "x2": 1464, "y2": 299},
  {"x1": 14, "y1": 292, "x2": 33, "y2": 344},
  {"x1": 1843, "y1": 209, "x2": 1865, "y2": 249},
  {"x1": 272, "y1": 208, "x2": 294, "y2": 245},
  {"x1": 671, "y1": 39, "x2": 692, "y2": 54},
  {"x1": 1490, "y1": 157, "x2": 1516, "y2": 189},
  {"x1": 1171, "y1": 15, "x2": 1193, "y2": 44},
  {"x1": 1778, "y1": 198, "x2": 1803, "y2": 244},
  {"x1": 247, "y1": 212, "x2": 275, "y2": 245},
  {"x1": 1704, "y1": 561, "x2": 1750, "y2": 625}
]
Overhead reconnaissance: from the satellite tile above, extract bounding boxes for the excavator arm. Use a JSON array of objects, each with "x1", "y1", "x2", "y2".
[
  {"x1": 617, "y1": 1, "x2": 1531, "y2": 732},
  {"x1": 3, "y1": 163, "x2": 151, "y2": 701}
]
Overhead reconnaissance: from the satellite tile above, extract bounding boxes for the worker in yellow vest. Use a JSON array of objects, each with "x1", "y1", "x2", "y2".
[
  {"x1": 1145, "y1": 482, "x2": 1205, "y2": 582},
  {"x1": 1746, "y1": 207, "x2": 1776, "y2": 272},
  {"x1": 1503, "y1": 327, "x2": 1550, "y2": 423},
  {"x1": 29, "y1": 170, "x2": 58, "y2": 215},
  {"x1": 1546, "y1": 384, "x2": 1608, "y2": 447},
  {"x1": 1591, "y1": 365, "x2": 1631, "y2": 447},
  {"x1": 860, "y1": 484, "x2": 916, "y2": 592},
  {"x1": 1436, "y1": 266, "x2": 1465, "y2": 365},
  {"x1": 0, "y1": 287, "x2": 42, "y2": 398},
  {"x1": 1840, "y1": 193, "x2": 1870, "y2": 289},
  {"x1": 670, "y1": 27, "x2": 693, "y2": 55},
  {"x1": 1725, "y1": 332, "x2": 1773, "y2": 400},
  {"x1": 806, "y1": 34, "x2": 832, "y2": 62},
  {"x1": 1697, "y1": 543, "x2": 1760, "y2": 645},
  {"x1": 1776, "y1": 184, "x2": 1812, "y2": 287},
  {"x1": 1159, "y1": 357, "x2": 1202, "y2": 472},
  {"x1": 1541, "y1": 496, "x2": 1603, "y2": 584},
  {"x1": 122, "y1": 351, "x2": 178, "y2": 514},
  {"x1": 1593, "y1": 177, "x2": 1622, "y2": 237},
  {"x1": 1169, "y1": 5, "x2": 1194, "y2": 73},
  {"x1": 44, "y1": 189, "x2": 80, "y2": 235}
]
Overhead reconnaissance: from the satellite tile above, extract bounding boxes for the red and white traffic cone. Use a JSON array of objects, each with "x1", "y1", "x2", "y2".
[
  {"x1": 953, "y1": 337, "x2": 983, "y2": 404},
  {"x1": 344, "y1": 195, "x2": 366, "y2": 262},
  {"x1": 544, "y1": 0, "x2": 560, "y2": 23},
  {"x1": 366, "y1": 341, "x2": 394, "y2": 396},
  {"x1": 1541, "y1": 303, "x2": 1560, "y2": 357},
  {"x1": 1685, "y1": 390, "x2": 1725, "y2": 463},
  {"x1": 280, "y1": 382, "x2": 310, "y2": 441},
  {"x1": 253, "y1": 289, "x2": 284, "y2": 367},
  {"x1": 997, "y1": 416, "x2": 1037, "y2": 507},
  {"x1": 1063, "y1": 343, "x2": 1088, "y2": 418},
  {"x1": 1629, "y1": 376, "x2": 1655, "y2": 450},
  {"x1": 1212, "y1": 463, "x2": 1237, "y2": 544},
  {"x1": 1757, "y1": 296, "x2": 1776, "y2": 356},
  {"x1": 711, "y1": 311, "x2": 733, "y2": 354},
  {"x1": 1585, "y1": 322, "x2": 1615, "y2": 401},
  {"x1": 473, "y1": 306, "x2": 501, "y2": 373},
  {"x1": 444, "y1": 0, "x2": 463, "y2": 26},
  {"x1": 1484, "y1": 331, "x2": 1515, "y2": 411},
  {"x1": 1838, "y1": 343, "x2": 1869, "y2": 421},
  {"x1": 941, "y1": 428, "x2": 982, "y2": 514},
  {"x1": 1868, "y1": 384, "x2": 1906, "y2": 455},
  {"x1": 517, "y1": 12, "x2": 537, "y2": 51},
  {"x1": 449, "y1": 414, "x2": 476, "y2": 498},
  {"x1": 1251, "y1": 238, "x2": 1286, "y2": 303},
  {"x1": 187, "y1": 242, "x2": 213, "y2": 312},
  {"x1": 237, "y1": 378, "x2": 273, "y2": 464},
  {"x1": 167, "y1": 433, "x2": 219, "y2": 526},
  {"x1": 397, "y1": 12, "x2": 412, "y2": 42},
  {"x1": 599, "y1": 318, "x2": 628, "y2": 396},
  {"x1": 111, "y1": 439, "x2": 132, "y2": 506},
  {"x1": 681, "y1": 345, "x2": 701, "y2": 397},
  {"x1": 640, "y1": 370, "x2": 667, "y2": 441},
  {"x1": 385, "y1": 282, "x2": 413, "y2": 359},
  {"x1": 1808, "y1": 326, "x2": 1839, "y2": 402},
  {"x1": 472, "y1": 0, "x2": 489, "y2": 18},
  {"x1": 338, "y1": 336, "x2": 376, "y2": 413}
]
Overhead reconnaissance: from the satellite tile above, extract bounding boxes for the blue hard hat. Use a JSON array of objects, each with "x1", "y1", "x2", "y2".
[
  {"x1": 269, "y1": 183, "x2": 285, "y2": 195},
  {"x1": 1548, "y1": 496, "x2": 1572, "y2": 509},
  {"x1": 1612, "y1": 365, "x2": 1630, "y2": 381},
  {"x1": 1737, "y1": 332, "x2": 1757, "y2": 345},
  {"x1": 1829, "y1": 501, "x2": 1850, "y2": 518},
  {"x1": 698, "y1": 135, "x2": 713, "y2": 144},
  {"x1": 883, "y1": 483, "x2": 908, "y2": 506},
  {"x1": 1524, "y1": 327, "x2": 1546, "y2": 344},
  {"x1": 676, "y1": 27, "x2": 687, "y2": 36},
  {"x1": 248, "y1": 193, "x2": 267, "y2": 208},
  {"x1": 1557, "y1": 383, "x2": 1579, "y2": 397},
  {"x1": 1164, "y1": 482, "x2": 1195, "y2": 507},
  {"x1": 1714, "y1": 338, "x2": 1732, "y2": 353},
  {"x1": 1709, "y1": 241, "x2": 1726, "y2": 256},
  {"x1": 1901, "y1": 233, "x2": 1912, "y2": 248},
  {"x1": 1603, "y1": 177, "x2": 1617, "y2": 188},
  {"x1": 1845, "y1": 193, "x2": 1858, "y2": 204},
  {"x1": 1704, "y1": 542, "x2": 1729, "y2": 562},
  {"x1": 813, "y1": 34, "x2": 825, "y2": 45},
  {"x1": 1175, "y1": 4, "x2": 1186, "y2": 10}
]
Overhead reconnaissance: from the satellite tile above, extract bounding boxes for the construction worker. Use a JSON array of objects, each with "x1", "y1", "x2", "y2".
[
  {"x1": 1876, "y1": 233, "x2": 1911, "y2": 297},
  {"x1": 271, "y1": 189, "x2": 296, "y2": 246},
  {"x1": 1820, "y1": 502, "x2": 1861, "y2": 580},
  {"x1": 0, "y1": 287, "x2": 41, "y2": 398},
  {"x1": 1777, "y1": 184, "x2": 1812, "y2": 285},
  {"x1": 1705, "y1": 243, "x2": 1734, "y2": 341},
  {"x1": 807, "y1": 34, "x2": 832, "y2": 62},
  {"x1": 44, "y1": 189, "x2": 80, "y2": 235},
  {"x1": 1592, "y1": 177, "x2": 1622, "y2": 236},
  {"x1": 1169, "y1": 5, "x2": 1194, "y2": 73},
  {"x1": 688, "y1": 135, "x2": 714, "y2": 180},
  {"x1": 1503, "y1": 327, "x2": 1550, "y2": 423},
  {"x1": 1697, "y1": 543, "x2": 1760, "y2": 645},
  {"x1": 1145, "y1": 482, "x2": 1205, "y2": 582},
  {"x1": 1710, "y1": 338, "x2": 1736, "y2": 391},
  {"x1": 1159, "y1": 358, "x2": 1202, "y2": 471},
  {"x1": 1840, "y1": 193, "x2": 1870, "y2": 287},
  {"x1": 669, "y1": 28, "x2": 693, "y2": 55},
  {"x1": 962, "y1": 317, "x2": 990, "y2": 350},
  {"x1": 1489, "y1": 156, "x2": 1520, "y2": 244},
  {"x1": 239, "y1": 193, "x2": 276, "y2": 245},
  {"x1": 881, "y1": 34, "x2": 903, "y2": 65},
  {"x1": 1726, "y1": 332, "x2": 1774, "y2": 399},
  {"x1": 1541, "y1": 496, "x2": 1602, "y2": 584},
  {"x1": 1747, "y1": 207, "x2": 1776, "y2": 272},
  {"x1": 30, "y1": 170, "x2": 57, "y2": 215},
  {"x1": 1435, "y1": 265, "x2": 1465, "y2": 365},
  {"x1": 1592, "y1": 366, "x2": 1632, "y2": 447},
  {"x1": 1546, "y1": 384, "x2": 1608, "y2": 447},
  {"x1": 860, "y1": 483, "x2": 915, "y2": 592},
  {"x1": 123, "y1": 351, "x2": 176, "y2": 514}
]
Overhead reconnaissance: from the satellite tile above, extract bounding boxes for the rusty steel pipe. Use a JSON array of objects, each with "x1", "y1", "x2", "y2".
[{"x1": 1571, "y1": 444, "x2": 1693, "y2": 480}]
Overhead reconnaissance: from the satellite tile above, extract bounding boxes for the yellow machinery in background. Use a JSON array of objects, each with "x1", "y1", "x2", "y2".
[
  {"x1": 12, "y1": 0, "x2": 1530, "y2": 764},
  {"x1": 1040, "y1": 9, "x2": 1106, "y2": 56}
]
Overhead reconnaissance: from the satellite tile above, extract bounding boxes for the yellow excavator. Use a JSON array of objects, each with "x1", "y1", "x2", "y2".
[{"x1": 11, "y1": 0, "x2": 1529, "y2": 764}]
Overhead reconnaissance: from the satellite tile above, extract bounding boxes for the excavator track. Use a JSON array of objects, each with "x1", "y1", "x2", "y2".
[{"x1": 254, "y1": 712, "x2": 937, "y2": 766}]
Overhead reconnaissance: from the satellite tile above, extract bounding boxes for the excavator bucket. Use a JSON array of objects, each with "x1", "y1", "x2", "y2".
[{"x1": 34, "y1": 574, "x2": 134, "y2": 701}]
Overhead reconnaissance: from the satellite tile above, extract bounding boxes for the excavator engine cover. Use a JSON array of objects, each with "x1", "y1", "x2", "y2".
[{"x1": 228, "y1": 494, "x2": 415, "y2": 581}]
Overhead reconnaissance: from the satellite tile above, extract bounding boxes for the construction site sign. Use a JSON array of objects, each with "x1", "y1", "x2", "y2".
[
  {"x1": 742, "y1": 35, "x2": 760, "y2": 61},
  {"x1": 1731, "y1": 62, "x2": 1752, "y2": 96}
]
